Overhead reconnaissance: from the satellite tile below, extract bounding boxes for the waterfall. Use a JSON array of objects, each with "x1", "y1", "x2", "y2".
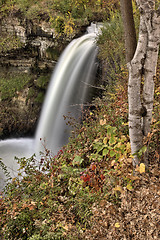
[
  {"x1": 35, "y1": 32, "x2": 98, "y2": 155},
  {"x1": 0, "y1": 23, "x2": 101, "y2": 190}
]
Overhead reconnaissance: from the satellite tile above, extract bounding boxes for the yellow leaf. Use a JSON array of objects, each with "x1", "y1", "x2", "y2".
[
  {"x1": 135, "y1": 163, "x2": 146, "y2": 173},
  {"x1": 126, "y1": 142, "x2": 131, "y2": 151},
  {"x1": 117, "y1": 170, "x2": 122, "y2": 175},
  {"x1": 122, "y1": 122, "x2": 128, "y2": 126},
  {"x1": 115, "y1": 222, "x2": 120, "y2": 228},
  {"x1": 114, "y1": 185, "x2": 124, "y2": 193},
  {"x1": 103, "y1": 137, "x2": 108, "y2": 145},
  {"x1": 100, "y1": 119, "x2": 106, "y2": 125},
  {"x1": 116, "y1": 142, "x2": 122, "y2": 148},
  {"x1": 111, "y1": 160, "x2": 116, "y2": 166},
  {"x1": 121, "y1": 135, "x2": 127, "y2": 142},
  {"x1": 126, "y1": 183, "x2": 133, "y2": 191},
  {"x1": 118, "y1": 156, "x2": 125, "y2": 162},
  {"x1": 139, "y1": 163, "x2": 145, "y2": 174},
  {"x1": 63, "y1": 225, "x2": 69, "y2": 230}
]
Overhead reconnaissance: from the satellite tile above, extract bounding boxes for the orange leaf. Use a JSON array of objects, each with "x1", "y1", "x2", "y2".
[
  {"x1": 100, "y1": 119, "x2": 106, "y2": 125},
  {"x1": 29, "y1": 205, "x2": 35, "y2": 211}
]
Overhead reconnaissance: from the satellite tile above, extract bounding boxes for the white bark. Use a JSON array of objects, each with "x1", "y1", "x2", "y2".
[
  {"x1": 142, "y1": 9, "x2": 160, "y2": 136},
  {"x1": 128, "y1": 0, "x2": 160, "y2": 167}
]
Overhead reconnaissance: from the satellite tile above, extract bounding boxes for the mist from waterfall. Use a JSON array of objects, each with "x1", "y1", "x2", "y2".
[{"x1": 0, "y1": 23, "x2": 101, "y2": 191}]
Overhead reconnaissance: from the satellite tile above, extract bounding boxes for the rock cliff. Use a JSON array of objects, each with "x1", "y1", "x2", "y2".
[{"x1": 0, "y1": 10, "x2": 84, "y2": 139}]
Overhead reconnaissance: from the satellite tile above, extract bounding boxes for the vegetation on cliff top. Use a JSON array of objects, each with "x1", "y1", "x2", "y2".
[{"x1": 0, "y1": 0, "x2": 119, "y2": 36}]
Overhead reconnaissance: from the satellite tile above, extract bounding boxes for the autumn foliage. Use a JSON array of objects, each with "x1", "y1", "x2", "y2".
[
  {"x1": 0, "y1": 3, "x2": 159, "y2": 239},
  {"x1": 0, "y1": 58, "x2": 159, "y2": 239}
]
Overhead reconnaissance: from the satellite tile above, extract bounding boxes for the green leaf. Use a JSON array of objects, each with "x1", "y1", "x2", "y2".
[
  {"x1": 109, "y1": 136, "x2": 117, "y2": 145},
  {"x1": 102, "y1": 148, "x2": 109, "y2": 156},
  {"x1": 109, "y1": 150, "x2": 116, "y2": 157},
  {"x1": 93, "y1": 142, "x2": 104, "y2": 153},
  {"x1": 116, "y1": 152, "x2": 120, "y2": 159},
  {"x1": 73, "y1": 156, "x2": 84, "y2": 166},
  {"x1": 138, "y1": 145, "x2": 147, "y2": 156},
  {"x1": 141, "y1": 145, "x2": 147, "y2": 153},
  {"x1": 107, "y1": 126, "x2": 117, "y2": 135}
]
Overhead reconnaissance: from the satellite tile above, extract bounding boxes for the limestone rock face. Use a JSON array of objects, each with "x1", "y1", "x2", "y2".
[
  {"x1": 0, "y1": 12, "x2": 64, "y2": 138},
  {"x1": 0, "y1": 11, "x2": 86, "y2": 139},
  {"x1": 0, "y1": 12, "x2": 63, "y2": 72}
]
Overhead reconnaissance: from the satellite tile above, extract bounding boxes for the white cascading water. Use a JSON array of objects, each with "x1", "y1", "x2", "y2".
[
  {"x1": 0, "y1": 24, "x2": 101, "y2": 191},
  {"x1": 35, "y1": 32, "x2": 98, "y2": 155}
]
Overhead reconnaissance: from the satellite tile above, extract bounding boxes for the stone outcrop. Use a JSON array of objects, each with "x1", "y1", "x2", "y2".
[
  {"x1": 0, "y1": 11, "x2": 69, "y2": 138},
  {"x1": 0, "y1": 10, "x2": 91, "y2": 139},
  {"x1": 0, "y1": 11, "x2": 66, "y2": 73}
]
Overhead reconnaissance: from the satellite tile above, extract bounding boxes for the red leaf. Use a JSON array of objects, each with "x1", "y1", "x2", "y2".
[
  {"x1": 81, "y1": 174, "x2": 90, "y2": 182},
  {"x1": 100, "y1": 174, "x2": 105, "y2": 180},
  {"x1": 90, "y1": 164, "x2": 96, "y2": 171}
]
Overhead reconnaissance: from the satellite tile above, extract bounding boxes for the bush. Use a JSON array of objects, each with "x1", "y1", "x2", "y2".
[{"x1": 97, "y1": 10, "x2": 125, "y2": 77}]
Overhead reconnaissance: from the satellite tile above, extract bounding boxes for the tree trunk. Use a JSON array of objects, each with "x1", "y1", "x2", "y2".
[
  {"x1": 128, "y1": 0, "x2": 160, "y2": 167},
  {"x1": 120, "y1": 0, "x2": 137, "y2": 62}
]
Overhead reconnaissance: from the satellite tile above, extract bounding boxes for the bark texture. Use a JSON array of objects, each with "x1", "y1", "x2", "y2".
[
  {"x1": 120, "y1": 0, "x2": 137, "y2": 62},
  {"x1": 128, "y1": 0, "x2": 160, "y2": 167}
]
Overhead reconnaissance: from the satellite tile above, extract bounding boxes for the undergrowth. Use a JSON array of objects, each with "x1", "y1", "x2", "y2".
[{"x1": 0, "y1": 61, "x2": 159, "y2": 239}]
